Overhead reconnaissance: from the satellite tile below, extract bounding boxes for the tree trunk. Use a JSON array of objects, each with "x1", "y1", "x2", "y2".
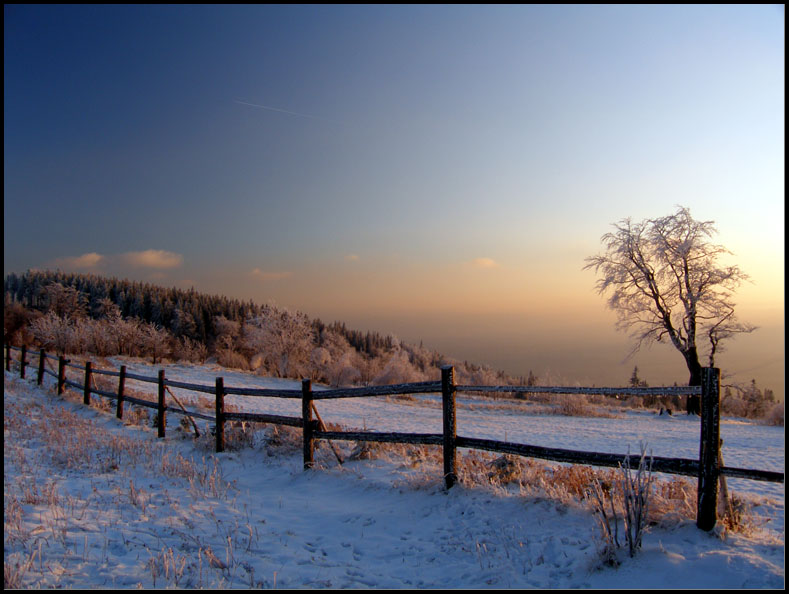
[{"x1": 684, "y1": 346, "x2": 702, "y2": 415}]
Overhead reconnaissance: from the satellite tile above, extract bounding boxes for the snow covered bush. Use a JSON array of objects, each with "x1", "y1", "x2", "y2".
[
  {"x1": 619, "y1": 445, "x2": 654, "y2": 557},
  {"x1": 243, "y1": 308, "x2": 314, "y2": 378},
  {"x1": 372, "y1": 350, "x2": 424, "y2": 385},
  {"x1": 587, "y1": 444, "x2": 654, "y2": 564},
  {"x1": 764, "y1": 402, "x2": 784, "y2": 426},
  {"x1": 30, "y1": 312, "x2": 77, "y2": 354},
  {"x1": 217, "y1": 349, "x2": 250, "y2": 371}
]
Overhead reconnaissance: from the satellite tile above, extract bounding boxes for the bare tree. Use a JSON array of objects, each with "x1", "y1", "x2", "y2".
[{"x1": 585, "y1": 206, "x2": 755, "y2": 413}]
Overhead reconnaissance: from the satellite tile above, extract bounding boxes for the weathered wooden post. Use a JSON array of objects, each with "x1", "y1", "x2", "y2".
[
  {"x1": 57, "y1": 356, "x2": 67, "y2": 395},
  {"x1": 697, "y1": 366, "x2": 721, "y2": 531},
  {"x1": 116, "y1": 365, "x2": 126, "y2": 419},
  {"x1": 442, "y1": 365, "x2": 457, "y2": 489},
  {"x1": 37, "y1": 349, "x2": 46, "y2": 386},
  {"x1": 302, "y1": 378, "x2": 315, "y2": 469},
  {"x1": 215, "y1": 377, "x2": 225, "y2": 453},
  {"x1": 83, "y1": 361, "x2": 92, "y2": 405},
  {"x1": 157, "y1": 370, "x2": 166, "y2": 438},
  {"x1": 20, "y1": 345, "x2": 27, "y2": 379}
]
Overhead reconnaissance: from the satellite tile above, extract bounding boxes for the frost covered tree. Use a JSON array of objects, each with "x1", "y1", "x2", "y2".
[
  {"x1": 328, "y1": 350, "x2": 363, "y2": 387},
  {"x1": 30, "y1": 312, "x2": 74, "y2": 354},
  {"x1": 585, "y1": 206, "x2": 755, "y2": 414},
  {"x1": 372, "y1": 349, "x2": 423, "y2": 385},
  {"x1": 244, "y1": 308, "x2": 314, "y2": 378},
  {"x1": 141, "y1": 323, "x2": 171, "y2": 365},
  {"x1": 629, "y1": 366, "x2": 647, "y2": 388},
  {"x1": 42, "y1": 282, "x2": 87, "y2": 319}
]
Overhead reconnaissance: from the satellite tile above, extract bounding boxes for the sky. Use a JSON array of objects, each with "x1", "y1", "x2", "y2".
[{"x1": 4, "y1": 5, "x2": 785, "y2": 396}]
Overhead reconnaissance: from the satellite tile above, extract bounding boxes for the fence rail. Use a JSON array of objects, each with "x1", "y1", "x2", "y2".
[{"x1": 4, "y1": 343, "x2": 784, "y2": 532}]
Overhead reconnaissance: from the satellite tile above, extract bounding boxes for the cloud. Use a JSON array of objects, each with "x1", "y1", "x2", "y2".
[
  {"x1": 53, "y1": 252, "x2": 105, "y2": 270},
  {"x1": 470, "y1": 257, "x2": 500, "y2": 269},
  {"x1": 250, "y1": 268, "x2": 294, "y2": 281},
  {"x1": 344, "y1": 254, "x2": 360, "y2": 262},
  {"x1": 121, "y1": 250, "x2": 183, "y2": 269}
]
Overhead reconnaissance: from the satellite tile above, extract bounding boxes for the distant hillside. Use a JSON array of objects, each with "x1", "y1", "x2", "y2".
[{"x1": 4, "y1": 270, "x2": 521, "y2": 387}]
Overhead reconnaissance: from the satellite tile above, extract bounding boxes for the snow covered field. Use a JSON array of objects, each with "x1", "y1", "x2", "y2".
[{"x1": 4, "y1": 359, "x2": 785, "y2": 588}]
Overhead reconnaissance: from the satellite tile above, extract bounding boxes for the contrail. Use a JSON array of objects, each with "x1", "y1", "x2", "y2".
[{"x1": 233, "y1": 99, "x2": 327, "y2": 121}]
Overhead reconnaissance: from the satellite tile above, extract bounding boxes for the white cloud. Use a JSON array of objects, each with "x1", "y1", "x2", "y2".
[
  {"x1": 53, "y1": 252, "x2": 105, "y2": 270},
  {"x1": 121, "y1": 250, "x2": 183, "y2": 269}
]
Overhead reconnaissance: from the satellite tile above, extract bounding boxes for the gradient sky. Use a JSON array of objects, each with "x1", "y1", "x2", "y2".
[{"x1": 4, "y1": 5, "x2": 784, "y2": 397}]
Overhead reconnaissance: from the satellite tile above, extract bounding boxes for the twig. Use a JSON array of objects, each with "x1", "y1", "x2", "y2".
[
  {"x1": 311, "y1": 402, "x2": 344, "y2": 465},
  {"x1": 165, "y1": 386, "x2": 201, "y2": 437}
]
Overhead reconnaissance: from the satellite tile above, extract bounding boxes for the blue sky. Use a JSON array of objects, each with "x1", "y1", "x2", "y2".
[{"x1": 4, "y1": 5, "x2": 784, "y2": 394}]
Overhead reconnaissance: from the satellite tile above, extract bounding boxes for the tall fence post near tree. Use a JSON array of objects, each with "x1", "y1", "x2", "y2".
[
  {"x1": 442, "y1": 365, "x2": 458, "y2": 489},
  {"x1": 698, "y1": 366, "x2": 721, "y2": 531},
  {"x1": 215, "y1": 377, "x2": 225, "y2": 453},
  {"x1": 83, "y1": 361, "x2": 92, "y2": 406},
  {"x1": 4, "y1": 344, "x2": 783, "y2": 532},
  {"x1": 37, "y1": 348, "x2": 46, "y2": 386},
  {"x1": 116, "y1": 365, "x2": 126, "y2": 420},
  {"x1": 20, "y1": 345, "x2": 27, "y2": 379},
  {"x1": 157, "y1": 369, "x2": 167, "y2": 438},
  {"x1": 302, "y1": 378, "x2": 315, "y2": 470}
]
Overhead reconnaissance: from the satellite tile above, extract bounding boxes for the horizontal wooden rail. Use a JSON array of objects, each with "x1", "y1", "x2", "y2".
[
  {"x1": 315, "y1": 430, "x2": 445, "y2": 446},
  {"x1": 457, "y1": 384, "x2": 702, "y2": 396},
  {"x1": 225, "y1": 411, "x2": 303, "y2": 427},
  {"x1": 457, "y1": 436, "x2": 701, "y2": 477},
  {"x1": 91, "y1": 367, "x2": 121, "y2": 378},
  {"x1": 165, "y1": 378, "x2": 217, "y2": 394},
  {"x1": 124, "y1": 371, "x2": 159, "y2": 383},
  {"x1": 720, "y1": 466, "x2": 785, "y2": 483},
  {"x1": 315, "y1": 380, "x2": 442, "y2": 400},
  {"x1": 223, "y1": 386, "x2": 302, "y2": 398}
]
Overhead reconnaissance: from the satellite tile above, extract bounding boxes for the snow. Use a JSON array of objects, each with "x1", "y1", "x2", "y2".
[{"x1": 4, "y1": 360, "x2": 785, "y2": 588}]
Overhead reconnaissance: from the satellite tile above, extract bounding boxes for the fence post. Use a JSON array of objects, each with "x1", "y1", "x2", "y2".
[
  {"x1": 116, "y1": 365, "x2": 126, "y2": 419},
  {"x1": 57, "y1": 356, "x2": 67, "y2": 395},
  {"x1": 157, "y1": 370, "x2": 166, "y2": 438},
  {"x1": 302, "y1": 379, "x2": 315, "y2": 469},
  {"x1": 37, "y1": 349, "x2": 45, "y2": 386},
  {"x1": 20, "y1": 345, "x2": 27, "y2": 379},
  {"x1": 83, "y1": 361, "x2": 92, "y2": 405},
  {"x1": 442, "y1": 365, "x2": 457, "y2": 489},
  {"x1": 215, "y1": 377, "x2": 225, "y2": 453},
  {"x1": 697, "y1": 366, "x2": 721, "y2": 531}
]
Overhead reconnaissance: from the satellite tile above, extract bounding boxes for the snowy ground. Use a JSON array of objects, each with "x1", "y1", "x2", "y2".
[{"x1": 4, "y1": 359, "x2": 785, "y2": 589}]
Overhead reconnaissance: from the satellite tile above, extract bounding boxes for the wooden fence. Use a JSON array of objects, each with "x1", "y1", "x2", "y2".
[{"x1": 4, "y1": 343, "x2": 784, "y2": 532}]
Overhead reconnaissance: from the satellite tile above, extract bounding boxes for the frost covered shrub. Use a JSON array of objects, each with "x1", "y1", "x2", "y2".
[
  {"x1": 486, "y1": 455, "x2": 525, "y2": 485},
  {"x1": 587, "y1": 445, "x2": 654, "y2": 564},
  {"x1": 554, "y1": 394, "x2": 591, "y2": 416},
  {"x1": 764, "y1": 402, "x2": 784, "y2": 426},
  {"x1": 372, "y1": 350, "x2": 424, "y2": 385},
  {"x1": 30, "y1": 312, "x2": 77, "y2": 354},
  {"x1": 173, "y1": 336, "x2": 208, "y2": 364},
  {"x1": 259, "y1": 424, "x2": 302, "y2": 456},
  {"x1": 216, "y1": 349, "x2": 250, "y2": 371}
]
